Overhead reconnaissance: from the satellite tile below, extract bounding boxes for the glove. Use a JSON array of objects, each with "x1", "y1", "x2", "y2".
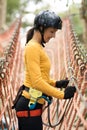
[
  {"x1": 64, "y1": 86, "x2": 76, "y2": 99},
  {"x1": 56, "y1": 80, "x2": 69, "y2": 88}
]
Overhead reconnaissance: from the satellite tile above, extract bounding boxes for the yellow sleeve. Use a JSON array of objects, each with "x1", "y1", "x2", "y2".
[
  {"x1": 49, "y1": 78, "x2": 56, "y2": 87},
  {"x1": 25, "y1": 45, "x2": 64, "y2": 99}
]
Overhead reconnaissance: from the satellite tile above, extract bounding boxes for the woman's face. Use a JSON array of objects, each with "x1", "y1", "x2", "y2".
[{"x1": 44, "y1": 27, "x2": 58, "y2": 43}]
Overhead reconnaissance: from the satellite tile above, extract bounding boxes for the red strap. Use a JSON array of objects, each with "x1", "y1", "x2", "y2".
[{"x1": 16, "y1": 109, "x2": 42, "y2": 117}]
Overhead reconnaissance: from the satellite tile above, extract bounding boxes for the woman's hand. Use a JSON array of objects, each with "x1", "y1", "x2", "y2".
[
  {"x1": 64, "y1": 86, "x2": 76, "y2": 99},
  {"x1": 56, "y1": 80, "x2": 69, "y2": 88}
]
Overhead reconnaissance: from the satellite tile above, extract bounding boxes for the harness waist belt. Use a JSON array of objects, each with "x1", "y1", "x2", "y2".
[
  {"x1": 22, "y1": 90, "x2": 45, "y2": 104},
  {"x1": 16, "y1": 109, "x2": 42, "y2": 117}
]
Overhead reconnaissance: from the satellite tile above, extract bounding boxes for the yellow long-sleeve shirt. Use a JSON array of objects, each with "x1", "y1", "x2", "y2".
[{"x1": 24, "y1": 39, "x2": 64, "y2": 99}]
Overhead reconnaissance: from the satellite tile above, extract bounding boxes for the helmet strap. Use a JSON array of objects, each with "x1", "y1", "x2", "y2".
[
  {"x1": 38, "y1": 27, "x2": 45, "y2": 47},
  {"x1": 41, "y1": 33, "x2": 45, "y2": 47}
]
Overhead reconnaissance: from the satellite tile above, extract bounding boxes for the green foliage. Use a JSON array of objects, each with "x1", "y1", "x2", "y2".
[
  {"x1": 22, "y1": 21, "x2": 32, "y2": 28},
  {"x1": 59, "y1": 3, "x2": 84, "y2": 42},
  {"x1": 6, "y1": 0, "x2": 45, "y2": 23},
  {"x1": 7, "y1": 0, "x2": 21, "y2": 22},
  {"x1": 7, "y1": 0, "x2": 20, "y2": 13},
  {"x1": 33, "y1": 0, "x2": 42, "y2": 4},
  {"x1": 34, "y1": 4, "x2": 50, "y2": 15},
  {"x1": 68, "y1": 3, "x2": 84, "y2": 36},
  {"x1": 71, "y1": 15, "x2": 84, "y2": 34},
  {"x1": 72, "y1": 15, "x2": 84, "y2": 42}
]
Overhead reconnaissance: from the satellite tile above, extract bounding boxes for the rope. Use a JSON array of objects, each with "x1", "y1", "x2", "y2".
[{"x1": 42, "y1": 98, "x2": 73, "y2": 128}]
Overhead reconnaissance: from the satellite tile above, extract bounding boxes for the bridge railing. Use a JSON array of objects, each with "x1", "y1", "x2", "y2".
[{"x1": 0, "y1": 18, "x2": 22, "y2": 130}]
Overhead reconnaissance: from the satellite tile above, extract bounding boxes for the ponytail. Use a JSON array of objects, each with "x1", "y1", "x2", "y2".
[{"x1": 26, "y1": 27, "x2": 34, "y2": 45}]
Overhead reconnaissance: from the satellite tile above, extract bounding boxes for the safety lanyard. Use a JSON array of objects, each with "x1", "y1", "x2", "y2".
[{"x1": 42, "y1": 98, "x2": 72, "y2": 128}]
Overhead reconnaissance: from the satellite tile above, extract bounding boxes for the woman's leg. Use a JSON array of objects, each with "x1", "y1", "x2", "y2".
[{"x1": 18, "y1": 116, "x2": 42, "y2": 130}]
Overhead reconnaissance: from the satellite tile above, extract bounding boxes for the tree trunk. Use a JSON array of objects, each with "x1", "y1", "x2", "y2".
[
  {"x1": 0, "y1": 0, "x2": 7, "y2": 31},
  {"x1": 83, "y1": 19, "x2": 87, "y2": 43},
  {"x1": 80, "y1": 0, "x2": 87, "y2": 44}
]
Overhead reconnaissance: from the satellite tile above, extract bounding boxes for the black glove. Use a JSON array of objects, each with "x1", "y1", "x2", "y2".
[
  {"x1": 64, "y1": 86, "x2": 76, "y2": 99},
  {"x1": 56, "y1": 80, "x2": 69, "y2": 88}
]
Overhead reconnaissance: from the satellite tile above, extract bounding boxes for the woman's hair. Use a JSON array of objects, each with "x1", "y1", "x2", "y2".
[{"x1": 26, "y1": 27, "x2": 34, "y2": 45}]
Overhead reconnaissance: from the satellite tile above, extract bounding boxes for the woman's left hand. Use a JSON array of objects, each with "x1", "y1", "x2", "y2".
[{"x1": 56, "y1": 80, "x2": 69, "y2": 88}]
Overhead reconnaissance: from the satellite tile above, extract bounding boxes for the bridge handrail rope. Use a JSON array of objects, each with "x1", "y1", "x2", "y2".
[
  {"x1": 64, "y1": 18, "x2": 87, "y2": 105},
  {"x1": 0, "y1": 18, "x2": 21, "y2": 57},
  {"x1": 69, "y1": 16, "x2": 87, "y2": 65},
  {"x1": 62, "y1": 18, "x2": 87, "y2": 129},
  {"x1": 0, "y1": 18, "x2": 21, "y2": 77},
  {"x1": 67, "y1": 18, "x2": 87, "y2": 99},
  {"x1": 67, "y1": 66, "x2": 87, "y2": 106},
  {"x1": 0, "y1": 17, "x2": 22, "y2": 130}
]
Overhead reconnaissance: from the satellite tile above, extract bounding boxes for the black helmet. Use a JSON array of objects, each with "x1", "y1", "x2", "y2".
[{"x1": 34, "y1": 10, "x2": 62, "y2": 30}]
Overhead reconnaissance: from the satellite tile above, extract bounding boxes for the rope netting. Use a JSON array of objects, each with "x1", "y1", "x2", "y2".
[
  {"x1": 0, "y1": 19, "x2": 21, "y2": 57},
  {"x1": 0, "y1": 17, "x2": 23, "y2": 130}
]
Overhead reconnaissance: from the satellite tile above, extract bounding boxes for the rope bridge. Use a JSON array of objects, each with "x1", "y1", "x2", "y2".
[{"x1": 0, "y1": 17, "x2": 87, "y2": 130}]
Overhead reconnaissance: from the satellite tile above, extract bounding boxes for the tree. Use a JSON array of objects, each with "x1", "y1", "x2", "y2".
[
  {"x1": 80, "y1": 0, "x2": 87, "y2": 44},
  {"x1": 0, "y1": 0, "x2": 7, "y2": 31}
]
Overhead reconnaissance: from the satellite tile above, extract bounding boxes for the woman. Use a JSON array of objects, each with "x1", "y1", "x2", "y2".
[{"x1": 14, "y1": 10, "x2": 76, "y2": 130}]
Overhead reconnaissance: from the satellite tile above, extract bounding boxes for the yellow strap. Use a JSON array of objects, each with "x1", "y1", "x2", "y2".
[
  {"x1": 22, "y1": 90, "x2": 45, "y2": 105},
  {"x1": 29, "y1": 88, "x2": 42, "y2": 98}
]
